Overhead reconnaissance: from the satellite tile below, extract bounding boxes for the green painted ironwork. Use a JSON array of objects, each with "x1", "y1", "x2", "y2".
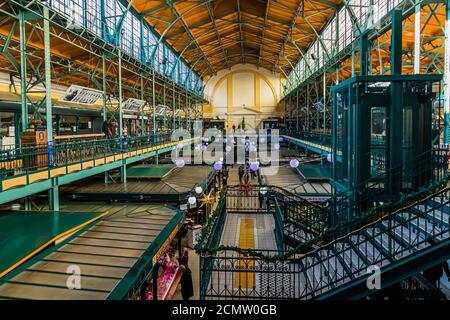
[
  {"x1": 197, "y1": 181, "x2": 450, "y2": 300},
  {"x1": 0, "y1": 134, "x2": 200, "y2": 204}
]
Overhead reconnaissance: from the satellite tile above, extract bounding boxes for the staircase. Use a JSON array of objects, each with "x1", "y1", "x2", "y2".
[
  {"x1": 284, "y1": 188, "x2": 450, "y2": 299},
  {"x1": 198, "y1": 146, "x2": 450, "y2": 300},
  {"x1": 262, "y1": 147, "x2": 450, "y2": 299}
]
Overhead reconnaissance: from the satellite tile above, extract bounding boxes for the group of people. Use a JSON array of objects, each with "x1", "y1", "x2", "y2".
[
  {"x1": 102, "y1": 120, "x2": 129, "y2": 138},
  {"x1": 238, "y1": 161, "x2": 258, "y2": 187}
]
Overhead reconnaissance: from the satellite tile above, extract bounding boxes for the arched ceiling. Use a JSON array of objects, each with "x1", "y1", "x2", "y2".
[{"x1": 129, "y1": 0, "x2": 341, "y2": 78}]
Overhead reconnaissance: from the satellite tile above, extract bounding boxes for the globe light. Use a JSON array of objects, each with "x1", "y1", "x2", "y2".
[
  {"x1": 250, "y1": 162, "x2": 259, "y2": 171},
  {"x1": 188, "y1": 196, "x2": 197, "y2": 205},
  {"x1": 214, "y1": 161, "x2": 223, "y2": 171},
  {"x1": 274, "y1": 143, "x2": 280, "y2": 150},
  {"x1": 203, "y1": 137, "x2": 209, "y2": 142},
  {"x1": 195, "y1": 186, "x2": 203, "y2": 194},
  {"x1": 225, "y1": 145, "x2": 232, "y2": 152},
  {"x1": 290, "y1": 159, "x2": 300, "y2": 168},
  {"x1": 200, "y1": 145, "x2": 207, "y2": 151},
  {"x1": 327, "y1": 153, "x2": 333, "y2": 163},
  {"x1": 219, "y1": 157, "x2": 224, "y2": 162},
  {"x1": 175, "y1": 159, "x2": 185, "y2": 168}
]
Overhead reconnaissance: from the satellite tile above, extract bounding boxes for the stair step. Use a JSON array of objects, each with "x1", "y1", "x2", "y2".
[
  {"x1": 380, "y1": 221, "x2": 428, "y2": 253},
  {"x1": 401, "y1": 212, "x2": 446, "y2": 241},
  {"x1": 348, "y1": 234, "x2": 387, "y2": 267},
  {"x1": 366, "y1": 226, "x2": 405, "y2": 260},
  {"x1": 415, "y1": 203, "x2": 450, "y2": 227},
  {"x1": 317, "y1": 250, "x2": 348, "y2": 286},
  {"x1": 303, "y1": 255, "x2": 331, "y2": 296},
  {"x1": 333, "y1": 242, "x2": 365, "y2": 277}
]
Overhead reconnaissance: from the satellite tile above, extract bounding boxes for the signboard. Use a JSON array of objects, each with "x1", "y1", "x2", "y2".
[
  {"x1": 123, "y1": 98, "x2": 146, "y2": 112},
  {"x1": 59, "y1": 85, "x2": 103, "y2": 105},
  {"x1": 152, "y1": 224, "x2": 181, "y2": 265}
]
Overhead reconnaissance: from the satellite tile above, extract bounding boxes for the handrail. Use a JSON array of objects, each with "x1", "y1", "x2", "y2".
[
  {"x1": 198, "y1": 184, "x2": 450, "y2": 299},
  {"x1": 0, "y1": 133, "x2": 198, "y2": 193},
  {"x1": 263, "y1": 146, "x2": 449, "y2": 244}
]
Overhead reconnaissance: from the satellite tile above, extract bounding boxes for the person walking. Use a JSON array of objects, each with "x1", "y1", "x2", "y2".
[{"x1": 179, "y1": 250, "x2": 194, "y2": 300}]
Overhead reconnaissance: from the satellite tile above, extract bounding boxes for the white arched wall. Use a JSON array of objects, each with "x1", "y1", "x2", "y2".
[{"x1": 203, "y1": 65, "x2": 284, "y2": 129}]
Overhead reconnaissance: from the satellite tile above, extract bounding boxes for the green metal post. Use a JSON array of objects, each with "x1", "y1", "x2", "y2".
[
  {"x1": 178, "y1": 91, "x2": 181, "y2": 129},
  {"x1": 102, "y1": 53, "x2": 107, "y2": 123},
  {"x1": 173, "y1": 81, "x2": 176, "y2": 130},
  {"x1": 121, "y1": 162, "x2": 127, "y2": 184},
  {"x1": 14, "y1": 113, "x2": 20, "y2": 149},
  {"x1": 296, "y1": 90, "x2": 299, "y2": 131},
  {"x1": 140, "y1": 76, "x2": 145, "y2": 136},
  {"x1": 43, "y1": 5, "x2": 53, "y2": 166},
  {"x1": 49, "y1": 184, "x2": 59, "y2": 211},
  {"x1": 118, "y1": 44, "x2": 123, "y2": 150},
  {"x1": 389, "y1": 9, "x2": 403, "y2": 198},
  {"x1": 351, "y1": 45, "x2": 355, "y2": 77},
  {"x1": 152, "y1": 71, "x2": 156, "y2": 136},
  {"x1": 75, "y1": 116, "x2": 80, "y2": 134},
  {"x1": 102, "y1": 53, "x2": 108, "y2": 184},
  {"x1": 360, "y1": 31, "x2": 369, "y2": 76},
  {"x1": 55, "y1": 115, "x2": 60, "y2": 136},
  {"x1": 19, "y1": 10, "x2": 28, "y2": 132},
  {"x1": 444, "y1": 0, "x2": 450, "y2": 144},
  {"x1": 152, "y1": 71, "x2": 158, "y2": 165}
]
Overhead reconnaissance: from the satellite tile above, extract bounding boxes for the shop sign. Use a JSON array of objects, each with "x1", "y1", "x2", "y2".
[{"x1": 152, "y1": 224, "x2": 181, "y2": 265}]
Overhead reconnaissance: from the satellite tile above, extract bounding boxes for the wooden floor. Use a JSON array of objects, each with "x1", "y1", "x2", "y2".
[
  {"x1": 61, "y1": 166, "x2": 213, "y2": 195},
  {"x1": 0, "y1": 210, "x2": 107, "y2": 279},
  {"x1": 0, "y1": 203, "x2": 179, "y2": 300}
]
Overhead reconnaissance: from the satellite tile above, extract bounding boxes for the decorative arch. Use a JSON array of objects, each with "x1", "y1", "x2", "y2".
[{"x1": 207, "y1": 68, "x2": 280, "y2": 128}]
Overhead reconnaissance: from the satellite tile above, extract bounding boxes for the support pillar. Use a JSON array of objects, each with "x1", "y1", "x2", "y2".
[
  {"x1": 19, "y1": 10, "x2": 28, "y2": 132},
  {"x1": 444, "y1": 0, "x2": 450, "y2": 144},
  {"x1": 48, "y1": 184, "x2": 59, "y2": 211},
  {"x1": 140, "y1": 76, "x2": 145, "y2": 136},
  {"x1": 102, "y1": 53, "x2": 108, "y2": 184},
  {"x1": 173, "y1": 81, "x2": 176, "y2": 130},
  {"x1": 360, "y1": 31, "x2": 369, "y2": 76},
  {"x1": 43, "y1": 5, "x2": 53, "y2": 166},
  {"x1": 414, "y1": 0, "x2": 421, "y2": 75},
  {"x1": 121, "y1": 163, "x2": 127, "y2": 184},
  {"x1": 388, "y1": 9, "x2": 404, "y2": 197},
  {"x1": 118, "y1": 48, "x2": 123, "y2": 150}
]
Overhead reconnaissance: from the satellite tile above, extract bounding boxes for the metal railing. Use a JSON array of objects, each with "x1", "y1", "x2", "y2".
[
  {"x1": 0, "y1": 133, "x2": 182, "y2": 190},
  {"x1": 198, "y1": 185, "x2": 450, "y2": 300},
  {"x1": 265, "y1": 147, "x2": 449, "y2": 246}
]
